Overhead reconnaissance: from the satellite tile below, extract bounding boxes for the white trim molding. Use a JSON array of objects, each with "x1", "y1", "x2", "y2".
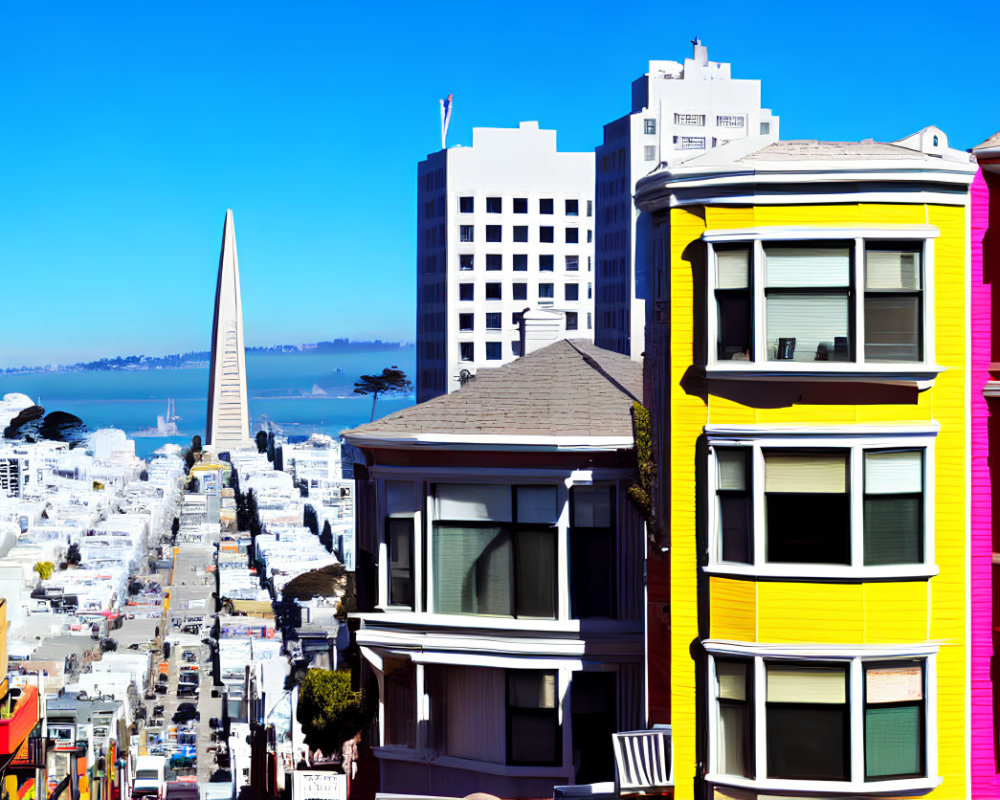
[
  {"x1": 703, "y1": 428, "x2": 937, "y2": 581},
  {"x1": 703, "y1": 224, "x2": 941, "y2": 243},
  {"x1": 702, "y1": 229, "x2": 939, "y2": 386},
  {"x1": 703, "y1": 642, "x2": 941, "y2": 796}
]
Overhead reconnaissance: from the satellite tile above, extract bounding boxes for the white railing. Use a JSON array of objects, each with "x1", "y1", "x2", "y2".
[{"x1": 612, "y1": 727, "x2": 673, "y2": 795}]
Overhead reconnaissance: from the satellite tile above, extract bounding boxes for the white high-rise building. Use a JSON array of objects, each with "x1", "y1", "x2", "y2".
[
  {"x1": 594, "y1": 40, "x2": 779, "y2": 357},
  {"x1": 416, "y1": 121, "x2": 595, "y2": 402}
]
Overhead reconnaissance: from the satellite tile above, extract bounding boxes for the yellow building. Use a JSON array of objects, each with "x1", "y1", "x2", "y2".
[{"x1": 635, "y1": 128, "x2": 976, "y2": 799}]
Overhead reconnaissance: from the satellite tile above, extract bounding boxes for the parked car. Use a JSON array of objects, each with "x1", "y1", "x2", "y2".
[
  {"x1": 173, "y1": 704, "x2": 200, "y2": 724},
  {"x1": 177, "y1": 683, "x2": 199, "y2": 697}
]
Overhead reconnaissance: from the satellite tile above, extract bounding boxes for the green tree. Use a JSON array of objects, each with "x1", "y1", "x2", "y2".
[
  {"x1": 353, "y1": 366, "x2": 413, "y2": 422},
  {"x1": 296, "y1": 669, "x2": 373, "y2": 751},
  {"x1": 255, "y1": 430, "x2": 268, "y2": 454},
  {"x1": 33, "y1": 561, "x2": 54, "y2": 581}
]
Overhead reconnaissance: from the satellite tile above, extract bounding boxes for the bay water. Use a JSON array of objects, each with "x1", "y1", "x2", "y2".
[{"x1": 0, "y1": 348, "x2": 416, "y2": 459}]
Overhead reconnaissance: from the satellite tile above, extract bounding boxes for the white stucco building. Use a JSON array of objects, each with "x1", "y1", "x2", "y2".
[
  {"x1": 416, "y1": 122, "x2": 595, "y2": 401},
  {"x1": 594, "y1": 40, "x2": 779, "y2": 357}
]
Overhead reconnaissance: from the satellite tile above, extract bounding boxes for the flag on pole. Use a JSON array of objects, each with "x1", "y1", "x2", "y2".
[{"x1": 440, "y1": 94, "x2": 453, "y2": 150}]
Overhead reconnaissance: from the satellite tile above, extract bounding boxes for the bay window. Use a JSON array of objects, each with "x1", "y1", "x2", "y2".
[
  {"x1": 710, "y1": 437, "x2": 932, "y2": 576},
  {"x1": 708, "y1": 232, "x2": 931, "y2": 368},
  {"x1": 709, "y1": 652, "x2": 933, "y2": 791},
  {"x1": 432, "y1": 484, "x2": 557, "y2": 618}
]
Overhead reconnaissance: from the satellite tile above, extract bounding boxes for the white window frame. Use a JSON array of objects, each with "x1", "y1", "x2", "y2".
[
  {"x1": 705, "y1": 426, "x2": 937, "y2": 580},
  {"x1": 705, "y1": 643, "x2": 940, "y2": 795},
  {"x1": 704, "y1": 226, "x2": 939, "y2": 381}
]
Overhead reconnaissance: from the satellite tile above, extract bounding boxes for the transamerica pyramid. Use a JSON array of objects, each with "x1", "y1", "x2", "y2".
[{"x1": 206, "y1": 208, "x2": 250, "y2": 453}]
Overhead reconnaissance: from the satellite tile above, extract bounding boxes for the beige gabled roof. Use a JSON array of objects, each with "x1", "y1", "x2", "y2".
[
  {"x1": 973, "y1": 131, "x2": 1000, "y2": 155},
  {"x1": 343, "y1": 339, "x2": 641, "y2": 445},
  {"x1": 740, "y1": 140, "x2": 925, "y2": 162}
]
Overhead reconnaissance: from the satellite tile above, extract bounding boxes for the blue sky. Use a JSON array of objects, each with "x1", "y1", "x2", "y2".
[{"x1": 0, "y1": 0, "x2": 994, "y2": 367}]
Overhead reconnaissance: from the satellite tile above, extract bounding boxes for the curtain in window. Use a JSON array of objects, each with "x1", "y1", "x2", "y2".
[
  {"x1": 864, "y1": 450, "x2": 923, "y2": 565},
  {"x1": 384, "y1": 659, "x2": 416, "y2": 747},
  {"x1": 446, "y1": 666, "x2": 505, "y2": 763},
  {"x1": 716, "y1": 660, "x2": 751, "y2": 777},
  {"x1": 433, "y1": 525, "x2": 512, "y2": 616},
  {"x1": 434, "y1": 484, "x2": 512, "y2": 521}
]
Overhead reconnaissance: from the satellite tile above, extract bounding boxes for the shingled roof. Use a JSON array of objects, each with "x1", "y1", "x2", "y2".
[
  {"x1": 739, "y1": 140, "x2": 929, "y2": 162},
  {"x1": 343, "y1": 339, "x2": 641, "y2": 447}
]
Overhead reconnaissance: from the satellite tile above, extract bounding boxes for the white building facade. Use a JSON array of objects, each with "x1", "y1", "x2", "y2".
[
  {"x1": 594, "y1": 41, "x2": 779, "y2": 356},
  {"x1": 416, "y1": 122, "x2": 595, "y2": 401}
]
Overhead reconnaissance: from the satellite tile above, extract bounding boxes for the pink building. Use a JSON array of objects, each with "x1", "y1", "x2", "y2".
[{"x1": 972, "y1": 132, "x2": 1000, "y2": 797}]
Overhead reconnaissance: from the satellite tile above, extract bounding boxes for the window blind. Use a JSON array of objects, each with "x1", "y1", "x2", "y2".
[
  {"x1": 765, "y1": 246, "x2": 850, "y2": 287},
  {"x1": 432, "y1": 525, "x2": 512, "y2": 616},
  {"x1": 766, "y1": 293, "x2": 849, "y2": 362},
  {"x1": 515, "y1": 486, "x2": 558, "y2": 524},
  {"x1": 866, "y1": 665, "x2": 923, "y2": 703},
  {"x1": 716, "y1": 247, "x2": 750, "y2": 289},
  {"x1": 716, "y1": 661, "x2": 747, "y2": 701},
  {"x1": 865, "y1": 451, "x2": 922, "y2": 494},
  {"x1": 435, "y1": 484, "x2": 512, "y2": 521},
  {"x1": 766, "y1": 666, "x2": 847, "y2": 703},
  {"x1": 509, "y1": 671, "x2": 558, "y2": 708},
  {"x1": 864, "y1": 295, "x2": 921, "y2": 361},
  {"x1": 864, "y1": 496, "x2": 921, "y2": 565},
  {"x1": 866, "y1": 249, "x2": 920, "y2": 290},
  {"x1": 718, "y1": 705, "x2": 750, "y2": 776},
  {"x1": 865, "y1": 705, "x2": 921, "y2": 778},
  {"x1": 385, "y1": 481, "x2": 417, "y2": 516},
  {"x1": 572, "y1": 486, "x2": 612, "y2": 528},
  {"x1": 764, "y1": 452, "x2": 848, "y2": 494},
  {"x1": 717, "y1": 450, "x2": 748, "y2": 491}
]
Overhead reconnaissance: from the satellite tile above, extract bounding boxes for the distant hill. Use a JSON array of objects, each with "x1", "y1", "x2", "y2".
[{"x1": 1, "y1": 339, "x2": 412, "y2": 375}]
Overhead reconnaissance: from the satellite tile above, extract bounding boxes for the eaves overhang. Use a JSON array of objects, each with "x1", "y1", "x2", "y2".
[
  {"x1": 342, "y1": 431, "x2": 633, "y2": 453},
  {"x1": 636, "y1": 160, "x2": 977, "y2": 211}
]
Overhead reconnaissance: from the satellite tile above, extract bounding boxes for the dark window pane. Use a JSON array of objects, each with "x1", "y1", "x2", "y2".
[
  {"x1": 570, "y1": 527, "x2": 614, "y2": 618},
  {"x1": 865, "y1": 705, "x2": 923, "y2": 779},
  {"x1": 719, "y1": 495, "x2": 752, "y2": 563},
  {"x1": 717, "y1": 291, "x2": 752, "y2": 360},
  {"x1": 766, "y1": 494, "x2": 850, "y2": 564},
  {"x1": 513, "y1": 197, "x2": 528, "y2": 213},
  {"x1": 514, "y1": 529, "x2": 556, "y2": 618},
  {"x1": 508, "y1": 671, "x2": 560, "y2": 765},
  {"x1": 864, "y1": 495, "x2": 922, "y2": 565},
  {"x1": 387, "y1": 518, "x2": 414, "y2": 608},
  {"x1": 864, "y1": 295, "x2": 921, "y2": 361},
  {"x1": 767, "y1": 705, "x2": 849, "y2": 780}
]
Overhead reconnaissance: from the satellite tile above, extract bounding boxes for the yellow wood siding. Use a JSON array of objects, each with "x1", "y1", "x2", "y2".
[{"x1": 667, "y1": 202, "x2": 968, "y2": 798}]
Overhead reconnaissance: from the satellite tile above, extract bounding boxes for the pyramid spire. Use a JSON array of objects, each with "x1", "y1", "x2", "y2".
[{"x1": 206, "y1": 209, "x2": 250, "y2": 453}]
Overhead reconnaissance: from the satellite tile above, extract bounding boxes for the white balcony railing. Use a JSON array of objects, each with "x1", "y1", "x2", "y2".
[{"x1": 613, "y1": 727, "x2": 673, "y2": 795}]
